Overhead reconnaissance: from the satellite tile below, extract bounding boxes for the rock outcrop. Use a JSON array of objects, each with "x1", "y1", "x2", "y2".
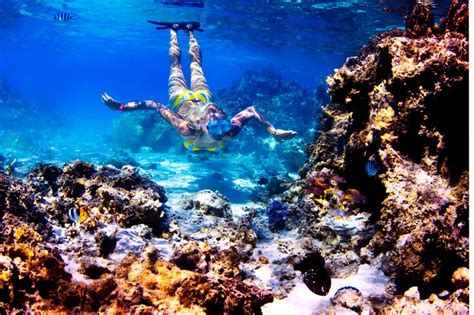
[{"x1": 301, "y1": 0, "x2": 468, "y2": 300}]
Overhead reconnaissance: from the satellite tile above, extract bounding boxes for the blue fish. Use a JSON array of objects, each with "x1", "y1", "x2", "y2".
[
  {"x1": 54, "y1": 12, "x2": 75, "y2": 22},
  {"x1": 365, "y1": 159, "x2": 379, "y2": 177}
]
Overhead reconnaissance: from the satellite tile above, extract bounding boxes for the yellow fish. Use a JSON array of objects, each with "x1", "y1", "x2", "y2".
[{"x1": 68, "y1": 207, "x2": 88, "y2": 224}]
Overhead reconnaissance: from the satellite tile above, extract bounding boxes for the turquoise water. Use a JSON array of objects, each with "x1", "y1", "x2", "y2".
[
  {"x1": 0, "y1": 0, "x2": 453, "y2": 201},
  {"x1": 0, "y1": 1, "x2": 463, "y2": 313},
  {"x1": 0, "y1": 0, "x2": 451, "y2": 193}
]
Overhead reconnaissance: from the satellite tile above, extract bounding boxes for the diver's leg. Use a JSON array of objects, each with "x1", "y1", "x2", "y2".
[
  {"x1": 168, "y1": 29, "x2": 188, "y2": 103},
  {"x1": 228, "y1": 106, "x2": 297, "y2": 141},
  {"x1": 188, "y1": 31, "x2": 211, "y2": 95}
]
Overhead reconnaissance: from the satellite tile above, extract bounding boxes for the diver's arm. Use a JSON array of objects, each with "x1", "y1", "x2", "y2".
[
  {"x1": 227, "y1": 106, "x2": 296, "y2": 141},
  {"x1": 101, "y1": 93, "x2": 160, "y2": 111},
  {"x1": 101, "y1": 92, "x2": 192, "y2": 136},
  {"x1": 156, "y1": 104, "x2": 193, "y2": 136}
]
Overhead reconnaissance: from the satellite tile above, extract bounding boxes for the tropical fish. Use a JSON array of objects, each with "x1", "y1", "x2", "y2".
[
  {"x1": 294, "y1": 252, "x2": 331, "y2": 296},
  {"x1": 329, "y1": 174, "x2": 346, "y2": 185},
  {"x1": 365, "y1": 159, "x2": 379, "y2": 177},
  {"x1": 324, "y1": 187, "x2": 345, "y2": 198},
  {"x1": 257, "y1": 177, "x2": 269, "y2": 185},
  {"x1": 54, "y1": 12, "x2": 75, "y2": 22},
  {"x1": 343, "y1": 188, "x2": 368, "y2": 204},
  {"x1": 311, "y1": 177, "x2": 329, "y2": 189},
  {"x1": 68, "y1": 207, "x2": 88, "y2": 223},
  {"x1": 308, "y1": 186, "x2": 324, "y2": 197}
]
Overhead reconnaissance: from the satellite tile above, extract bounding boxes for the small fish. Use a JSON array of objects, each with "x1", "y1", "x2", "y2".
[
  {"x1": 327, "y1": 208, "x2": 348, "y2": 217},
  {"x1": 314, "y1": 198, "x2": 330, "y2": 208},
  {"x1": 329, "y1": 174, "x2": 346, "y2": 185},
  {"x1": 68, "y1": 207, "x2": 88, "y2": 223},
  {"x1": 308, "y1": 186, "x2": 324, "y2": 197},
  {"x1": 324, "y1": 188, "x2": 345, "y2": 198},
  {"x1": 257, "y1": 177, "x2": 269, "y2": 185},
  {"x1": 313, "y1": 178, "x2": 330, "y2": 189},
  {"x1": 294, "y1": 252, "x2": 331, "y2": 296},
  {"x1": 344, "y1": 188, "x2": 368, "y2": 204},
  {"x1": 54, "y1": 12, "x2": 75, "y2": 22},
  {"x1": 365, "y1": 159, "x2": 379, "y2": 177}
]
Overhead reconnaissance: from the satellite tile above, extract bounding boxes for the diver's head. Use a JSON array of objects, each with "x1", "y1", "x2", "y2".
[{"x1": 206, "y1": 118, "x2": 232, "y2": 140}]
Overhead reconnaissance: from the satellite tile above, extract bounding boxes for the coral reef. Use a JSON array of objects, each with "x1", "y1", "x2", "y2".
[
  {"x1": 180, "y1": 189, "x2": 232, "y2": 218},
  {"x1": 300, "y1": 0, "x2": 469, "y2": 302},
  {"x1": 329, "y1": 286, "x2": 372, "y2": 314},
  {"x1": 0, "y1": 162, "x2": 275, "y2": 313},
  {"x1": 266, "y1": 200, "x2": 288, "y2": 231},
  {"x1": 28, "y1": 161, "x2": 168, "y2": 233}
]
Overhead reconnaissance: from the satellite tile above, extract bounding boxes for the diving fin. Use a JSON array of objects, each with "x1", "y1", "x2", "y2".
[{"x1": 147, "y1": 20, "x2": 203, "y2": 32}]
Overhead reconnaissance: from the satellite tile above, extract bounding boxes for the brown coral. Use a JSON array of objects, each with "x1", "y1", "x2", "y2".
[{"x1": 303, "y1": 0, "x2": 469, "y2": 297}]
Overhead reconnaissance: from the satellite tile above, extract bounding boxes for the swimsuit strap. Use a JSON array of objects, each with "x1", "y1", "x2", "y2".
[
  {"x1": 183, "y1": 140, "x2": 224, "y2": 152},
  {"x1": 172, "y1": 89, "x2": 213, "y2": 110}
]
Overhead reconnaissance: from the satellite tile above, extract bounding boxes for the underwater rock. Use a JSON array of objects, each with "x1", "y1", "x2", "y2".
[
  {"x1": 1, "y1": 163, "x2": 277, "y2": 312},
  {"x1": 330, "y1": 286, "x2": 368, "y2": 313},
  {"x1": 26, "y1": 162, "x2": 168, "y2": 234},
  {"x1": 170, "y1": 241, "x2": 211, "y2": 273},
  {"x1": 451, "y1": 267, "x2": 469, "y2": 290},
  {"x1": 302, "y1": 0, "x2": 469, "y2": 297},
  {"x1": 0, "y1": 173, "x2": 52, "y2": 243},
  {"x1": 95, "y1": 230, "x2": 118, "y2": 258},
  {"x1": 381, "y1": 285, "x2": 469, "y2": 314},
  {"x1": 177, "y1": 274, "x2": 274, "y2": 314},
  {"x1": 210, "y1": 246, "x2": 245, "y2": 278},
  {"x1": 184, "y1": 189, "x2": 231, "y2": 218}
]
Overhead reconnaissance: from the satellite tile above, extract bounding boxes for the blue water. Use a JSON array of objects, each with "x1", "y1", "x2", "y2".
[{"x1": 0, "y1": 0, "x2": 452, "y2": 201}]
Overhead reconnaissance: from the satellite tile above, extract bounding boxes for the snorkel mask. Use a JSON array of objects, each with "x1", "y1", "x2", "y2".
[{"x1": 207, "y1": 119, "x2": 232, "y2": 139}]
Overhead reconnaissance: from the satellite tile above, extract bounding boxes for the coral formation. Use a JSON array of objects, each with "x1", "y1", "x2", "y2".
[
  {"x1": 300, "y1": 0, "x2": 469, "y2": 303},
  {"x1": 180, "y1": 189, "x2": 232, "y2": 218},
  {"x1": 0, "y1": 163, "x2": 275, "y2": 313},
  {"x1": 266, "y1": 200, "x2": 288, "y2": 231},
  {"x1": 28, "y1": 161, "x2": 168, "y2": 233}
]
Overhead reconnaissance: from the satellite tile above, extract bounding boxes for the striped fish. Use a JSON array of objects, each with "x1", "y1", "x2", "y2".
[
  {"x1": 68, "y1": 208, "x2": 88, "y2": 223},
  {"x1": 54, "y1": 12, "x2": 75, "y2": 22}
]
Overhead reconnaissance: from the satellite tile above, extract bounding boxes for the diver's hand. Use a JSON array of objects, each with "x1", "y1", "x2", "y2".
[
  {"x1": 101, "y1": 92, "x2": 123, "y2": 111},
  {"x1": 272, "y1": 129, "x2": 297, "y2": 141}
]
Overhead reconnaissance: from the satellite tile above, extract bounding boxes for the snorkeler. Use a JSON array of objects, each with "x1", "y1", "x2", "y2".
[{"x1": 101, "y1": 21, "x2": 296, "y2": 152}]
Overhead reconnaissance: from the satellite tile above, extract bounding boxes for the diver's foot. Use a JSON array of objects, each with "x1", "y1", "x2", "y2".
[
  {"x1": 182, "y1": 21, "x2": 202, "y2": 31},
  {"x1": 272, "y1": 129, "x2": 297, "y2": 141},
  {"x1": 147, "y1": 20, "x2": 203, "y2": 31}
]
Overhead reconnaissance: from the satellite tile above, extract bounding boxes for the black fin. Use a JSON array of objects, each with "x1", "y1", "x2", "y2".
[{"x1": 147, "y1": 20, "x2": 203, "y2": 31}]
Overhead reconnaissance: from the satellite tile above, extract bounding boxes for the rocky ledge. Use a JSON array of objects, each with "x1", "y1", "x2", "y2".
[{"x1": 296, "y1": 0, "x2": 469, "y2": 309}]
